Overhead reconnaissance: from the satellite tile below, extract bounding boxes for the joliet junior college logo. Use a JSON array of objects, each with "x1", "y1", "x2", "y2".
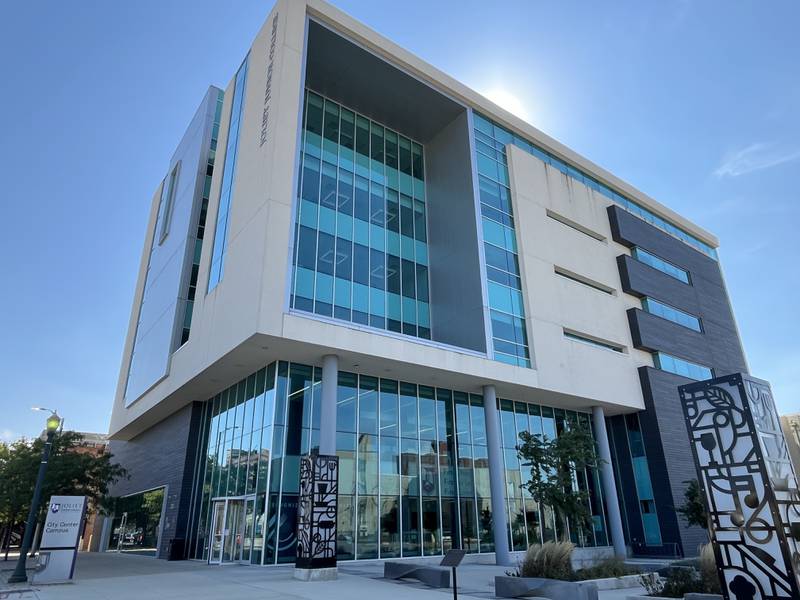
[{"x1": 49, "y1": 501, "x2": 82, "y2": 514}]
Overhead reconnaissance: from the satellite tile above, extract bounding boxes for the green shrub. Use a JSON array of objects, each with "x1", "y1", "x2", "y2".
[
  {"x1": 575, "y1": 556, "x2": 640, "y2": 580},
  {"x1": 518, "y1": 541, "x2": 575, "y2": 580},
  {"x1": 661, "y1": 568, "x2": 705, "y2": 597}
]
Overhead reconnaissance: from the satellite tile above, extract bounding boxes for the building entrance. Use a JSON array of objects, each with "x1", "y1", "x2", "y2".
[{"x1": 208, "y1": 496, "x2": 256, "y2": 564}]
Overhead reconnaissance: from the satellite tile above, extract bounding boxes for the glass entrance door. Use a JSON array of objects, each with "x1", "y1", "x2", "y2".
[
  {"x1": 209, "y1": 501, "x2": 226, "y2": 564},
  {"x1": 240, "y1": 497, "x2": 255, "y2": 563},
  {"x1": 222, "y1": 500, "x2": 243, "y2": 562},
  {"x1": 208, "y1": 498, "x2": 249, "y2": 564}
]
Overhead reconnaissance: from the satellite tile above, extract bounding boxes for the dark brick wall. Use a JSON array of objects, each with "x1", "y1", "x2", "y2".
[
  {"x1": 608, "y1": 205, "x2": 747, "y2": 557},
  {"x1": 638, "y1": 367, "x2": 710, "y2": 556},
  {"x1": 108, "y1": 402, "x2": 204, "y2": 558}
]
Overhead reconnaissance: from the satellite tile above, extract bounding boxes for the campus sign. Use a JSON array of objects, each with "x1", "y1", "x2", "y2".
[{"x1": 31, "y1": 495, "x2": 87, "y2": 584}]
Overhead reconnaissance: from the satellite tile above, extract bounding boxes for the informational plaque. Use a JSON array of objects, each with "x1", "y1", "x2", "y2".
[
  {"x1": 31, "y1": 495, "x2": 87, "y2": 584},
  {"x1": 440, "y1": 548, "x2": 467, "y2": 567}
]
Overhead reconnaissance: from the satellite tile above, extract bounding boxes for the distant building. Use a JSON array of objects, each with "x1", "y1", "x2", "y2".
[
  {"x1": 781, "y1": 414, "x2": 800, "y2": 475},
  {"x1": 38, "y1": 430, "x2": 107, "y2": 450},
  {"x1": 107, "y1": 0, "x2": 749, "y2": 564}
]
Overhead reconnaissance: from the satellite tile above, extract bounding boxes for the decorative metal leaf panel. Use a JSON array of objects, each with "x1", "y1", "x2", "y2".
[
  {"x1": 296, "y1": 454, "x2": 338, "y2": 570},
  {"x1": 679, "y1": 373, "x2": 800, "y2": 600}
]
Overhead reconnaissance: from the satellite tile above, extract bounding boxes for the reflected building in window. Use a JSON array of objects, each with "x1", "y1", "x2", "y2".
[{"x1": 107, "y1": 0, "x2": 750, "y2": 565}]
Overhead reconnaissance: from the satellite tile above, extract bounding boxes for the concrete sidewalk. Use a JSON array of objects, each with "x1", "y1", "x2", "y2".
[
  {"x1": 1, "y1": 553, "x2": 486, "y2": 600},
  {"x1": 0, "y1": 552, "x2": 649, "y2": 600}
]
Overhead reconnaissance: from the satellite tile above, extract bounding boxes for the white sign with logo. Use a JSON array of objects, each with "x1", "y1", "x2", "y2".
[{"x1": 31, "y1": 495, "x2": 87, "y2": 584}]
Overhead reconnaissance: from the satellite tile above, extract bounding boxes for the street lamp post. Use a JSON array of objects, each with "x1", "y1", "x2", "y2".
[{"x1": 7, "y1": 409, "x2": 62, "y2": 584}]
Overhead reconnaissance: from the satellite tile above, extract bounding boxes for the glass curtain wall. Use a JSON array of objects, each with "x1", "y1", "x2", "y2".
[
  {"x1": 291, "y1": 90, "x2": 431, "y2": 339},
  {"x1": 332, "y1": 375, "x2": 490, "y2": 559},
  {"x1": 497, "y1": 400, "x2": 608, "y2": 549},
  {"x1": 472, "y1": 115, "x2": 531, "y2": 368},
  {"x1": 624, "y1": 413, "x2": 662, "y2": 547},
  {"x1": 188, "y1": 361, "x2": 608, "y2": 563},
  {"x1": 178, "y1": 90, "x2": 224, "y2": 346}
]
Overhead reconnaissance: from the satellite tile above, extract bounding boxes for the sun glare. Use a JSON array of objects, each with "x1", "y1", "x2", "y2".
[{"x1": 483, "y1": 88, "x2": 532, "y2": 124}]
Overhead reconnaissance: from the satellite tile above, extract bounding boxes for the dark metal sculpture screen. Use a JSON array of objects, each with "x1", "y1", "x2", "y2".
[
  {"x1": 679, "y1": 373, "x2": 800, "y2": 600},
  {"x1": 296, "y1": 454, "x2": 338, "y2": 569}
]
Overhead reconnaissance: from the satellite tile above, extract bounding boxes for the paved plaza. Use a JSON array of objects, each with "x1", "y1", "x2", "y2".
[{"x1": 0, "y1": 552, "x2": 648, "y2": 600}]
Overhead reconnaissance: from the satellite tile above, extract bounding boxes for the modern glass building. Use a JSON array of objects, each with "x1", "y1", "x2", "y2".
[
  {"x1": 183, "y1": 362, "x2": 610, "y2": 564},
  {"x1": 107, "y1": 0, "x2": 749, "y2": 566}
]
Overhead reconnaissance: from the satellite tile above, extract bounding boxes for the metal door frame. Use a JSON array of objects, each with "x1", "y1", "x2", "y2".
[{"x1": 208, "y1": 496, "x2": 256, "y2": 565}]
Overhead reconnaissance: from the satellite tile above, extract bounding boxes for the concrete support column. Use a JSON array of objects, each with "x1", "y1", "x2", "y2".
[
  {"x1": 483, "y1": 384, "x2": 511, "y2": 565},
  {"x1": 319, "y1": 354, "x2": 339, "y2": 456},
  {"x1": 592, "y1": 406, "x2": 627, "y2": 557}
]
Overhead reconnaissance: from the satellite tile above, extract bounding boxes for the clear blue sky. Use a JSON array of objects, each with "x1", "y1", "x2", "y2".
[{"x1": 1, "y1": 1, "x2": 797, "y2": 441}]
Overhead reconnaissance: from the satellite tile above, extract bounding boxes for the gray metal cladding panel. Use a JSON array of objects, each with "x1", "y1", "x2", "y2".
[
  {"x1": 608, "y1": 205, "x2": 723, "y2": 287},
  {"x1": 610, "y1": 206, "x2": 747, "y2": 375},
  {"x1": 619, "y1": 256, "x2": 741, "y2": 356},
  {"x1": 124, "y1": 88, "x2": 219, "y2": 405},
  {"x1": 628, "y1": 308, "x2": 713, "y2": 367},
  {"x1": 618, "y1": 254, "x2": 699, "y2": 311},
  {"x1": 108, "y1": 403, "x2": 202, "y2": 558},
  {"x1": 638, "y1": 367, "x2": 711, "y2": 555},
  {"x1": 699, "y1": 319, "x2": 750, "y2": 375},
  {"x1": 608, "y1": 415, "x2": 643, "y2": 544},
  {"x1": 426, "y1": 110, "x2": 486, "y2": 352}
]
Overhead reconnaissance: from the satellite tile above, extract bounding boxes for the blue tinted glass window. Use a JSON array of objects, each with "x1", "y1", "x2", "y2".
[
  {"x1": 641, "y1": 298, "x2": 701, "y2": 331},
  {"x1": 208, "y1": 56, "x2": 249, "y2": 291},
  {"x1": 292, "y1": 91, "x2": 430, "y2": 341},
  {"x1": 472, "y1": 115, "x2": 531, "y2": 367},
  {"x1": 653, "y1": 352, "x2": 712, "y2": 380},
  {"x1": 624, "y1": 414, "x2": 662, "y2": 546},
  {"x1": 631, "y1": 248, "x2": 690, "y2": 284}
]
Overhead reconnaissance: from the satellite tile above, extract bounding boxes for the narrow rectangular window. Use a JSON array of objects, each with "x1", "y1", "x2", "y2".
[
  {"x1": 641, "y1": 297, "x2": 702, "y2": 332},
  {"x1": 158, "y1": 161, "x2": 181, "y2": 244},
  {"x1": 631, "y1": 247, "x2": 690, "y2": 284},
  {"x1": 554, "y1": 266, "x2": 615, "y2": 295},
  {"x1": 653, "y1": 352, "x2": 712, "y2": 380},
  {"x1": 207, "y1": 55, "x2": 249, "y2": 291},
  {"x1": 563, "y1": 330, "x2": 624, "y2": 353}
]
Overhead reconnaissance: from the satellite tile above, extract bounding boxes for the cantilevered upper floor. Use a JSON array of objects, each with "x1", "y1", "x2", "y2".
[{"x1": 111, "y1": 0, "x2": 725, "y2": 439}]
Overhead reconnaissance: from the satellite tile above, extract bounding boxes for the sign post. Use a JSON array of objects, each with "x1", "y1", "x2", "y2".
[
  {"x1": 31, "y1": 495, "x2": 87, "y2": 584},
  {"x1": 440, "y1": 549, "x2": 467, "y2": 600}
]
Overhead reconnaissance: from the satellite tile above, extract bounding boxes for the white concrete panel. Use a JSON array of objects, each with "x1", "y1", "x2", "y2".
[{"x1": 508, "y1": 145, "x2": 649, "y2": 409}]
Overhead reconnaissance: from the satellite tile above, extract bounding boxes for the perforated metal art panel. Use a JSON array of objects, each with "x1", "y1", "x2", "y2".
[
  {"x1": 679, "y1": 373, "x2": 800, "y2": 600},
  {"x1": 296, "y1": 454, "x2": 338, "y2": 569}
]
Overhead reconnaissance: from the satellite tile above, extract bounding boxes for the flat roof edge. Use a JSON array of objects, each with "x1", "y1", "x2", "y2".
[{"x1": 305, "y1": 0, "x2": 719, "y2": 249}]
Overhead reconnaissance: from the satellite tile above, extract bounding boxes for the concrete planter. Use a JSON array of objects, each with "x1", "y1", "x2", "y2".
[
  {"x1": 588, "y1": 573, "x2": 645, "y2": 590},
  {"x1": 495, "y1": 575, "x2": 598, "y2": 600}
]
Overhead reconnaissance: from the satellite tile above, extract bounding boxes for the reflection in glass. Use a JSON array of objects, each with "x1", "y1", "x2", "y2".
[{"x1": 190, "y1": 361, "x2": 607, "y2": 564}]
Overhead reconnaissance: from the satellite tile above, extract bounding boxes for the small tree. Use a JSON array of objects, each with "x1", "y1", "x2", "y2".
[
  {"x1": 518, "y1": 426, "x2": 602, "y2": 542},
  {"x1": 0, "y1": 432, "x2": 127, "y2": 557},
  {"x1": 677, "y1": 479, "x2": 708, "y2": 529}
]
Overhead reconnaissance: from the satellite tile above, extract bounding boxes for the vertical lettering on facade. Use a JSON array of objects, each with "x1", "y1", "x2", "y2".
[{"x1": 260, "y1": 13, "x2": 279, "y2": 147}]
